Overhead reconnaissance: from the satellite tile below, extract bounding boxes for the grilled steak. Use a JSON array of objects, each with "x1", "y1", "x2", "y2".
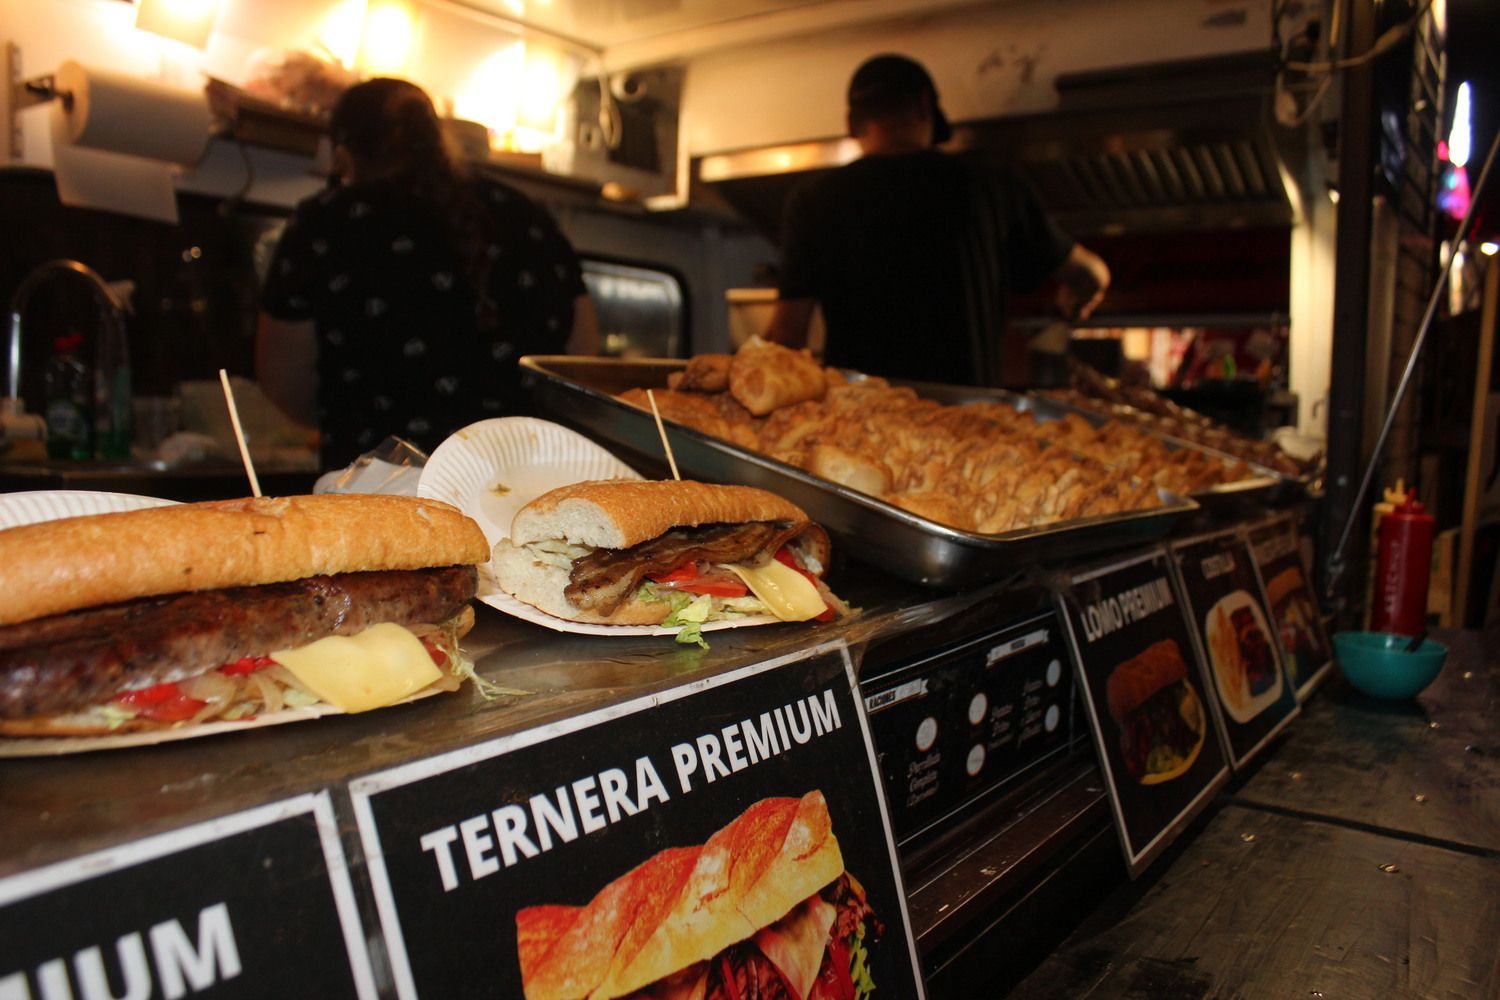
[
  {"x1": 0, "y1": 565, "x2": 477, "y2": 718},
  {"x1": 564, "y1": 521, "x2": 830, "y2": 615}
]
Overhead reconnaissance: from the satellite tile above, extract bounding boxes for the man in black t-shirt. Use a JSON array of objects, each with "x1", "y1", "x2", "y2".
[{"x1": 765, "y1": 54, "x2": 1109, "y2": 387}]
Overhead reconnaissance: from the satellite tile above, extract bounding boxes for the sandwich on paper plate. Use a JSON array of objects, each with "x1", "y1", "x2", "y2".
[
  {"x1": 517, "y1": 790, "x2": 880, "y2": 1000},
  {"x1": 0, "y1": 494, "x2": 490, "y2": 738},
  {"x1": 1105, "y1": 638, "x2": 1207, "y2": 785},
  {"x1": 492, "y1": 479, "x2": 851, "y2": 645}
]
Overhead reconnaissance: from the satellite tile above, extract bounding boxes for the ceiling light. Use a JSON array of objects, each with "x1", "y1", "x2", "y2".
[{"x1": 134, "y1": 0, "x2": 220, "y2": 48}]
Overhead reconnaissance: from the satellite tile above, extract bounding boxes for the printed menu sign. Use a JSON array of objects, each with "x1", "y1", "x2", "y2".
[
  {"x1": 1055, "y1": 548, "x2": 1229, "y2": 876},
  {"x1": 1171, "y1": 529, "x2": 1300, "y2": 769},
  {"x1": 862, "y1": 612, "x2": 1075, "y2": 846},
  {"x1": 350, "y1": 641, "x2": 925, "y2": 1000},
  {"x1": 0, "y1": 793, "x2": 374, "y2": 999},
  {"x1": 1247, "y1": 514, "x2": 1333, "y2": 700}
]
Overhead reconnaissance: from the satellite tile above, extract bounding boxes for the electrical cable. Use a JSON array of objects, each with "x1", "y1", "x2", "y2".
[
  {"x1": 1285, "y1": 0, "x2": 1434, "y2": 73},
  {"x1": 1324, "y1": 126, "x2": 1500, "y2": 600}
]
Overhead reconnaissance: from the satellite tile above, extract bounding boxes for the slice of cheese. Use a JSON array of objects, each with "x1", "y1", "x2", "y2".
[
  {"x1": 722, "y1": 560, "x2": 826, "y2": 622},
  {"x1": 752, "y1": 893, "x2": 837, "y2": 999},
  {"x1": 270, "y1": 623, "x2": 442, "y2": 713}
]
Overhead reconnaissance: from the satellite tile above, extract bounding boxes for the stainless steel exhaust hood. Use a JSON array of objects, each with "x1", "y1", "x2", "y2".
[{"x1": 698, "y1": 51, "x2": 1299, "y2": 241}]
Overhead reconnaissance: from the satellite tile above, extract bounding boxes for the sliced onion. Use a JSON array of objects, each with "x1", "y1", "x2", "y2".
[
  {"x1": 180, "y1": 670, "x2": 237, "y2": 705},
  {"x1": 250, "y1": 670, "x2": 284, "y2": 714}
]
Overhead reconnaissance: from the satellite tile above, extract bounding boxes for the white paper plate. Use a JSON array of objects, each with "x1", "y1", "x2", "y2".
[
  {"x1": 0, "y1": 489, "x2": 178, "y2": 529},
  {"x1": 419, "y1": 417, "x2": 778, "y2": 637}
]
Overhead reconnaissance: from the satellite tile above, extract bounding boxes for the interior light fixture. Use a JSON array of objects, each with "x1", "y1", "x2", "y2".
[
  {"x1": 1481, "y1": 241, "x2": 1499, "y2": 257},
  {"x1": 358, "y1": 0, "x2": 419, "y2": 76},
  {"x1": 134, "y1": 0, "x2": 221, "y2": 48}
]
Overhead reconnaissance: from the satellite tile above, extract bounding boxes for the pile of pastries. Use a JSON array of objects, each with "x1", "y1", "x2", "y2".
[
  {"x1": 616, "y1": 339, "x2": 1266, "y2": 535},
  {"x1": 1050, "y1": 360, "x2": 1312, "y2": 477}
]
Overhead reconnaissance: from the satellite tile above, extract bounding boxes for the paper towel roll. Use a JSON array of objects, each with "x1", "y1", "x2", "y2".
[{"x1": 52, "y1": 61, "x2": 211, "y2": 165}]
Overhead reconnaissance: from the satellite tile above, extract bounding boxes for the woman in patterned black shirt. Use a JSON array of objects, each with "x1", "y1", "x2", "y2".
[{"x1": 257, "y1": 77, "x2": 597, "y2": 469}]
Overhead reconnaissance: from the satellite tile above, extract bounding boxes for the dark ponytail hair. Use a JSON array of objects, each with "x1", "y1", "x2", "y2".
[{"x1": 329, "y1": 78, "x2": 487, "y2": 294}]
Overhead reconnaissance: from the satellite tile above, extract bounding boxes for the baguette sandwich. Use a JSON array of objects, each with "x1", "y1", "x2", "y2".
[
  {"x1": 1105, "y1": 639, "x2": 1207, "y2": 785},
  {"x1": 517, "y1": 790, "x2": 879, "y2": 1000},
  {"x1": 492, "y1": 480, "x2": 848, "y2": 638},
  {"x1": 0, "y1": 494, "x2": 490, "y2": 737}
]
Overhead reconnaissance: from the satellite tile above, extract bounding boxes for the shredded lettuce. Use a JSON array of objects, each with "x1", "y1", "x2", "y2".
[
  {"x1": 849, "y1": 923, "x2": 876, "y2": 1000},
  {"x1": 449, "y1": 653, "x2": 530, "y2": 700},
  {"x1": 99, "y1": 705, "x2": 136, "y2": 730},
  {"x1": 674, "y1": 621, "x2": 710, "y2": 650},
  {"x1": 663, "y1": 593, "x2": 714, "y2": 626}
]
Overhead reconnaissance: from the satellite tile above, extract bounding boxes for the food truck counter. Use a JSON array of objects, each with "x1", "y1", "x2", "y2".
[{"x1": 1, "y1": 565, "x2": 1109, "y2": 997}]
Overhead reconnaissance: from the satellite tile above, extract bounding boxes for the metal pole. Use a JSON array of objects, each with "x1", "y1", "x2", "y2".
[{"x1": 1325, "y1": 128, "x2": 1500, "y2": 598}]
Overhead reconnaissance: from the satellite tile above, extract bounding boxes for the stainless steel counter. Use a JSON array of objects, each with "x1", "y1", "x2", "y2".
[{"x1": 0, "y1": 459, "x2": 318, "y2": 503}]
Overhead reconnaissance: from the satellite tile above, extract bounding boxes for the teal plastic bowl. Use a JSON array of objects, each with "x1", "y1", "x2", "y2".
[{"x1": 1332, "y1": 631, "x2": 1447, "y2": 699}]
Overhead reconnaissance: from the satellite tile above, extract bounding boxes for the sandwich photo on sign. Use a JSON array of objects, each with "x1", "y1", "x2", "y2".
[
  {"x1": 0, "y1": 494, "x2": 490, "y2": 748},
  {"x1": 1203, "y1": 590, "x2": 1283, "y2": 724},
  {"x1": 516, "y1": 790, "x2": 879, "y2": 1000},
  {"x1": 1055, "y1": 548, "x2": 1229, "y2": 875},
  {"x1": 1169, "y1": 529, "x2": 1299, "y2": 770},
  {"x1": 1106, "y1": 638, "x2": 1208, "y2": 786},
  {"x1": 492, "y1": 479, "x2": 850, "y2": 644}
]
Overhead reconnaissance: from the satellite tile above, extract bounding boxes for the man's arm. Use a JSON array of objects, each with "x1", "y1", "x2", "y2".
[
  {"x1": 762, "y1": 298, "x2": 816, "y2": 349},
  {"x1": 1051, "y1": 243, "x2": 1111, "y2": 321},
  {"x1": 254, "y1": 312, "x2": 319, "y2": 427}
]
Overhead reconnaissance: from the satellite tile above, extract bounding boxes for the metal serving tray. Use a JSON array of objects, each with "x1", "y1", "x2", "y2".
[
  {"x1": 905, "y1": 381, "x2": 1290, "y2": 510},
  {"x1": 1031, "y1": 390, "x2": 1311, "y2": 502},
  {"x1": 519, "y1": 356, "x2": 1198, "y2": 590}
]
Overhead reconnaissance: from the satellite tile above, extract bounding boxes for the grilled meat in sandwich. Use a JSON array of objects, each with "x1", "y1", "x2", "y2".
[
  {"x1": 1105, "y1": 639, "x2": 1207, "y2": 785},
  {"x1": 492, "y1": 480, "x2": 848, "y2": 634},
  {"x1": 0, "y1": 494, "x2": 489, "y2": 737}
]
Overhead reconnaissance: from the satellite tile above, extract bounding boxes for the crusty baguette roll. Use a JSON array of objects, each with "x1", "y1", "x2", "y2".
[
  {"x1": 729, "y1": 337, "x2": 827, "y2": 416},
  {"x1": 1105, "y1": 638, "x2": 1188, "y2": 722},
  {"x1": 517, "y1": 791, "x2": 844, "y2": 1000},
  {"x1": 0, "y1": 494, "x2": 488, "y2": 627},
  {"x1": 490, "y1": 543, "x2": 679, "y2": 625},
  {"x1": 509, "y1": 479, "x2": 809, "y2": 549},
  {"x1": 1264, "y1": 566, "x2": 1303, "y2": 608}
]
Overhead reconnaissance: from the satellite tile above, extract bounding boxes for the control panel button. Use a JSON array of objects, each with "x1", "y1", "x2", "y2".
[
  {"x1": 967, "y1": 692, "x2": 988, "y2": 726},
  {"x1": 965, "y1": 744, "x2": 985, "y2": 776},
  {"x1": 915, "y1": 716, "x2": 938, "y2": 753}
]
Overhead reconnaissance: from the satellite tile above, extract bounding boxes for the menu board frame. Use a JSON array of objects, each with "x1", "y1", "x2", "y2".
[
  {"x1": 348, "y1": 639, "x2": 926, "y2": 1000},
  {"x1": 1054, "y1": 547, "x2": 1230, "y2": 877},
  {"x1": 1170, "y1": 527, "x2": 1301, "y2": 771},
  {"x1": 0, "y1": 792, "x2": 376, "y2": 1000},
  {"x1": 1245, "y1": 512, "x2": 1335, "y2": 701}
]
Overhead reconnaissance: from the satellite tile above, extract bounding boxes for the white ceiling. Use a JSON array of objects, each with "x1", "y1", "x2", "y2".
[{"x1": 447, "y1": 0, "x2": 997, "y2": 65}]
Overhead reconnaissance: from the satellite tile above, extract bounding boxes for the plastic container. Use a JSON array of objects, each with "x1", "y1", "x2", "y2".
[
  {"x1": 1371, "y1": 491, "x2": 1434, "y2": 636},
  {"x1": 93, "y1": 313, "x2": 132, "y2": 460},
  {"x1": 1333, "y1": 631, "x2": 1447, "y2": 699},
  {"x1": 43, "y1": 332, "x2": 91, "y2": 460}
]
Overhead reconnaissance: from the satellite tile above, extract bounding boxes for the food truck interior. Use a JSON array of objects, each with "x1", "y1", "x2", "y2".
[{"x1": 2, "y1": 0, "x2": 1498, "y2": 997}]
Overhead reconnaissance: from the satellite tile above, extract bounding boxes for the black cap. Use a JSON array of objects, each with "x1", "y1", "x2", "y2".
[{"x1": 846, "y1": 54, "x2": 952, "y2": 145}]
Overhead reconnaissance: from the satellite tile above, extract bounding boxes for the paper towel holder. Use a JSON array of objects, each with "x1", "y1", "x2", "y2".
[{"x1": 4, "y1": 42, "x2": 71, "y2": 161}]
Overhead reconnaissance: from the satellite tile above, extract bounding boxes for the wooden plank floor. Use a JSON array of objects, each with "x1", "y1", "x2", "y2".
[
  {"x1": 1007, "y1": 628, "x2": 1500, "y2": 999},
  {"x1": 1234, "y1": 630, "x2": 1500, "y2": 854}
]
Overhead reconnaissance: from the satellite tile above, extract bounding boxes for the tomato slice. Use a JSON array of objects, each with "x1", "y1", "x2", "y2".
[
  {"x1": 652, "y1": 560, "x2": 700, "y2": 584},
  {"x1": 420, "y1": 635, "x2": 449, "y2": 667},
  {"x1": 112, "y1": 682, "x2": 208, "y2": 722},
  {"x1": 649, "y1": 560, "x2": 749, "y2": 598},
  {"x1": 218, "y1": 655, "x2": 277, "y2": 676}
]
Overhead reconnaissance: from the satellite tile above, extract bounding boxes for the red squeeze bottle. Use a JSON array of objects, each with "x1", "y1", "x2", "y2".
[{"x1": 1371, "y1": 490, "x2": 1435, "y2": 636}]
